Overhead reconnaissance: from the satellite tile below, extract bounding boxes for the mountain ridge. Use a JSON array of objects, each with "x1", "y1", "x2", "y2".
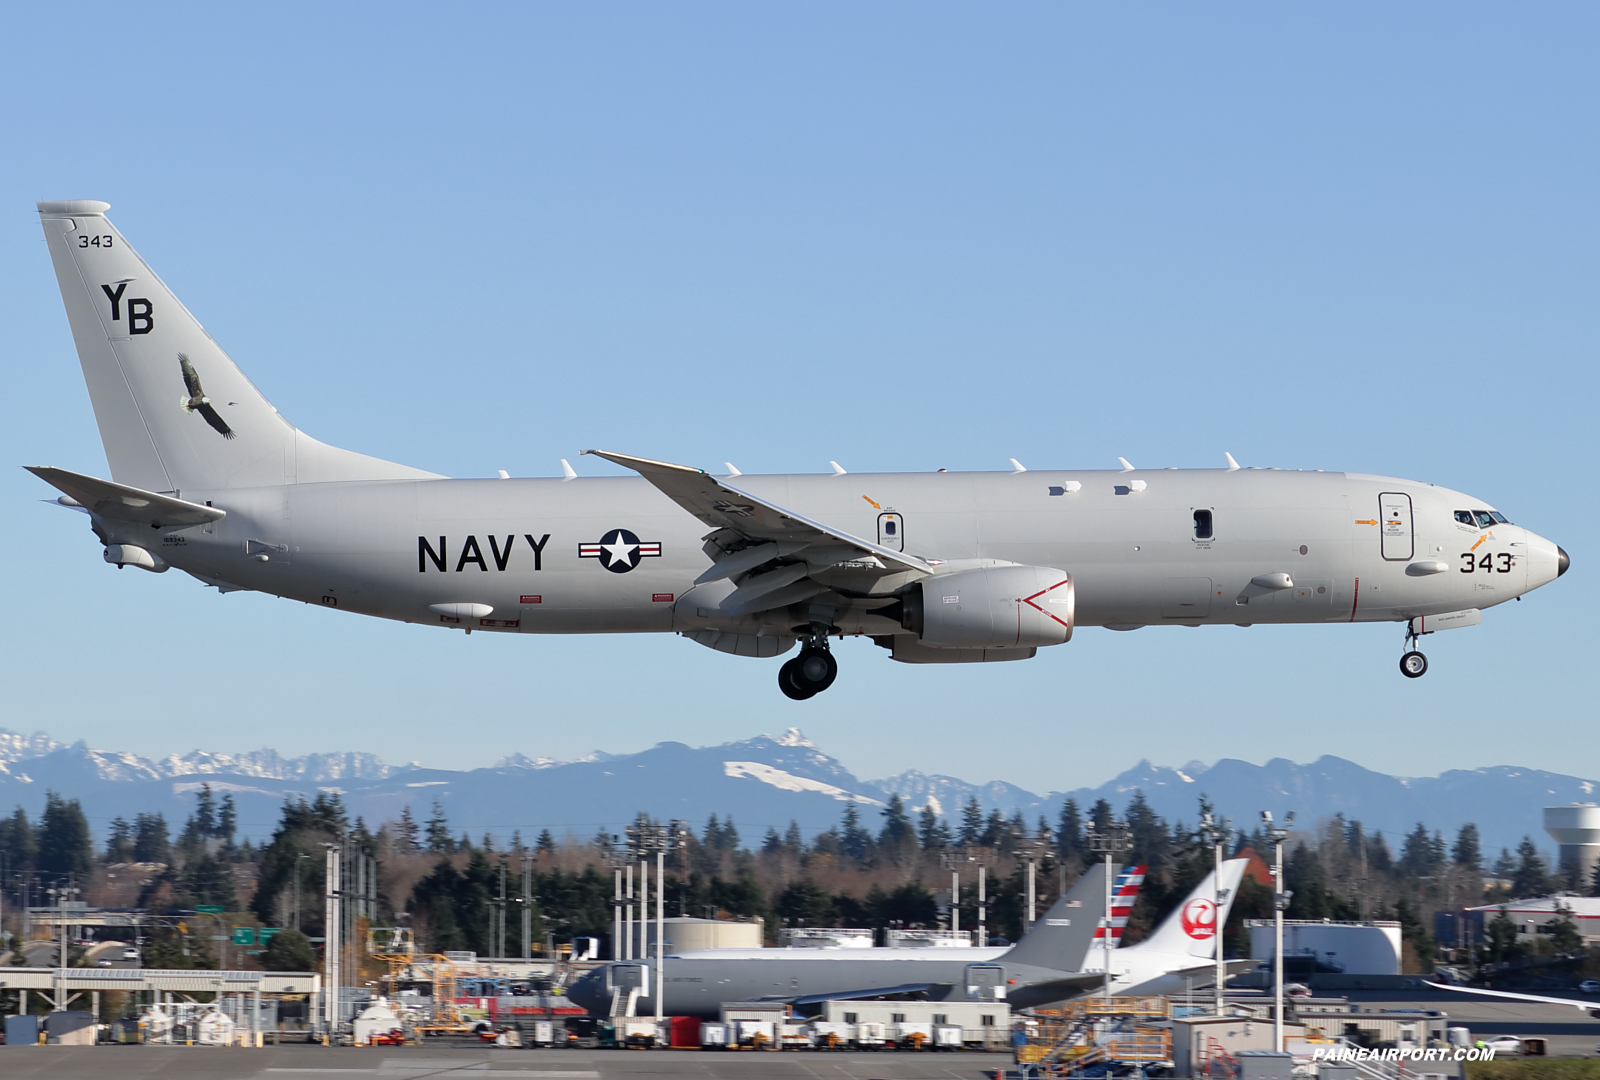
[{"x1": 0, "y1": 727, "x2": 1586, "y2": 857}]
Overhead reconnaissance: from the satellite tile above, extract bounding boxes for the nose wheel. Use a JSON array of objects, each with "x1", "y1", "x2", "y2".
[
  {"x1": 779, "y1": 644, "x2": 838, "y2": 700},
  {"x1": 1399, "y1": 626, "x2": 1428, "y2": 678}
]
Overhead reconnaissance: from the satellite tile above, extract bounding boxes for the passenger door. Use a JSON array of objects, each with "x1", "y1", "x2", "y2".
[{"x1": 1379, "y1": 493, "x2": 1413, "y2": 561}]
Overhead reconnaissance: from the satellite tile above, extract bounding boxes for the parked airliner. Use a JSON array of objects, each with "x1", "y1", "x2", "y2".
[{"x1": 30, "y1": 201, "x2": 1568, "y2": 697}]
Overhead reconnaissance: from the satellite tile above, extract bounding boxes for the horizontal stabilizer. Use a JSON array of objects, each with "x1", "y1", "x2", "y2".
[{"x1": 26, "y1": 466, "x2": 224, "y2": 528}]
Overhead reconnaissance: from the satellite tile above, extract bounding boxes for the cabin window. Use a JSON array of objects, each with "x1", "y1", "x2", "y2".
[
  {"x1": 843, "y1": 1012, "x2": 857, "y2": 1024},
  {"x1": 982, "y1": 1014, "x2": 996, "y2": 1027},
  {"x1": 1454, "y1": 511, "x2": 1476, "y2": 527},
  {"x1": 892, "y1": 1013, "x2": 906, "y2": 1023},
  {"x1": 1193, "y1": 509, "x2": 1214, "y2": 540},
  {"x1": 933, "y1": 1014, "x2": 947, "y2": 1025}
]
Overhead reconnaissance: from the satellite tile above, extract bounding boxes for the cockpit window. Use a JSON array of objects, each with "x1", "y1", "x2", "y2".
[
  {"x1": 1489, "y1": 511, "x2": 1509, "y2": 524},
  {"x1": 1474, "y1": 511, "x2": 1496, "y2": 529},
  {"x1": 1454, "y1": 511, "x2": 1477, "y2": 527}
]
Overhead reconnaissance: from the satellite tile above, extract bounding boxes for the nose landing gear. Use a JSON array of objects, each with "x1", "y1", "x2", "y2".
[
  {"x1": 1399, "y1": 626, "x2": 1428, "y2": 679},
  {"x1": 779, "y1": 633, "x2": 838, "y2": 700}
]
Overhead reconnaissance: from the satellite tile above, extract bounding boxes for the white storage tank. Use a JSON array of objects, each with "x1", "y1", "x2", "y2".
[{"x1": 1545, "y1": 804, "x2": 1600, "y2": 886}]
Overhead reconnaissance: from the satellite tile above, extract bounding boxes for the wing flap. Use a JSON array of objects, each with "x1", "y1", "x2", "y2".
[
  {"x1": 582, "y1": 450, "x2": 930, "y2": 578},
  {"x1": 27, "y1": 466, "x2": 226, "y2": 527}
]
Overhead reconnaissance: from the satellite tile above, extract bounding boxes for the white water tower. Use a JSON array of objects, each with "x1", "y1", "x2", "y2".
[{"x1": 1544, "y1": 804, "x2": 1600, "y2": 888}]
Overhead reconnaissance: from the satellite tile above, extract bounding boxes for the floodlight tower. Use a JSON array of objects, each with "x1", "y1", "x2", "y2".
[
  {"x1": 1199, "y1": 810, "x2": 1234, "y2": 1014},
  {"x1": 1014, "y1": 834, "x2": 1051, "y2": 928},
  {"x1": 1087, "y1": 820, "x2": 1132, "y2": 1003},
  {"x1": 1261, "y1": 810, "x2": 1295, "y2": 1052},
  {"x1": 939, "y1": 850, "x2": 961, "y2": 937}
]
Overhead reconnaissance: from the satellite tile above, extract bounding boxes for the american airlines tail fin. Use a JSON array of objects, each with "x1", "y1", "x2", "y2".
[
  {"x1": 998, "y1": 862, "x2": 1120, "y2": 972},
  {"x1": 1131, "y1": 857, "x2": 1249, "y2": 959},
  {"x1": 1093, "y1": 863, "x2": 1146, "y2": 948},
  {"x1": 36, "y1": 201, "x2": 438, "y2": 493}
]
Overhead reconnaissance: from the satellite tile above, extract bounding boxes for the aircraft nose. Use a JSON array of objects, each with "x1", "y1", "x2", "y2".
[{"x1": 1559, "y1": 546, "x2": 1570, "y2": 577}]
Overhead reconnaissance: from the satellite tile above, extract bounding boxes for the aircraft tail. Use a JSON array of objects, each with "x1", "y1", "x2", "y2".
[
  {"x1": 1131, "y1": 857, "x2": 1249, "y2": 959},
  {"x1": 36, "y1": 201, "x2": 437, "y2": 493},
  {"x1": 1093, "y1": 863, "x2": 1146, "y2": 949},
  {"x1": 998, "y1": 862, "x2": 1122, "y2": 971}
]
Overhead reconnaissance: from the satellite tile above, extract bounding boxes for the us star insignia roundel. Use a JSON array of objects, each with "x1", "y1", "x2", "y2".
[{"x1": 579, "y1": 529, "x2": 662, "y2": 574}]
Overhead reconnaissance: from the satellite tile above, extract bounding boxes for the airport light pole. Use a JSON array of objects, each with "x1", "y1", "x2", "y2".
[
  {"x1": 1088, "y1": 820, "x2": 1132, "y2": 1004},
  {"x1": 626, "y1": 821, "x2": 673, "y2": 1019},
  {"x1": 939, "y1": 851, "x2": 961, "y2": 938},
  {"x1": 1199, "y1": 810, "x2": 1233, "y2": 1015},
  {"x1": 1261, "y1": 810, "x2": 1294, "y2": 1052},
  {"x1": 959, "y1": 846, "x2": 992, "y2": 947},
  {"x1": 1014, "y1": 835, "x2": 1050, "y2": 928},
  {"x1": 323, "y1": 843, "x2": 342, "y2": 1038}
]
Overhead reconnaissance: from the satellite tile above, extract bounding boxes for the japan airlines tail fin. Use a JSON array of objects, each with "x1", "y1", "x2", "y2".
[
  {"x1": 999, "y1": 862, "x2": 1121, "y2": 972},
  {"x1": 35, "y1": 201, "x2": 438, "y2": 493},
  {"x1": 1131, "y1": 858, "x2": 1248, "y2": 959}
]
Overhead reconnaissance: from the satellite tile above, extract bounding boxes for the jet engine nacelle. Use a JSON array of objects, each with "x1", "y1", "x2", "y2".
[{"x1": 902, "y1": 564, "x2": 1073, "y2": 649}]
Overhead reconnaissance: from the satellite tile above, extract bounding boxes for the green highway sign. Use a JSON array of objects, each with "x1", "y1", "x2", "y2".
[
  {"x1": 258, "y1": 928, "x2": 281, "y2": 944},
  {"x1": 232, "y1": 927, "x2": 256, "y2": 945},
  {"x1": 194, "y1": 905, "x2": 225, "y2": 914}
]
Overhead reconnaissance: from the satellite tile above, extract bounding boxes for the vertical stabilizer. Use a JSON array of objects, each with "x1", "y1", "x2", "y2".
[
  {"x1": 36, "y1": 201, "x2": 439, "y2": 492},
  {"x1": 1128, "y1": 857, "x2": 1248, "y2": 960},
  {"x1": 998, "y1": 862, "x2": 1115, "y2": 972}
]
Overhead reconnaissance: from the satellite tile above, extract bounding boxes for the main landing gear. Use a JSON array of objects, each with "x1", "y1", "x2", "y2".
[
  {"x1": 1399, "y1": 626, "x2": 1428, "y2": 679},
  {"x1": 779, "y1": 642, "x2": 838, "y2": 700}
]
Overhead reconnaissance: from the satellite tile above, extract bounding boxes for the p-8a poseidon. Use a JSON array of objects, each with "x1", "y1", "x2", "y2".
[{"x1": 29, "y1": 201, "x2": 1569, "y2": 697}]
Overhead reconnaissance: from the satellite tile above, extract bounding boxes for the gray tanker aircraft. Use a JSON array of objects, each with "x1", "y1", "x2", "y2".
[
  {"x1": 30, "y1": 201, "x2": 1570, "y2": 697},
  {"x1": 569, "y1": 863, "x2": 1116, "y2": 1017}
]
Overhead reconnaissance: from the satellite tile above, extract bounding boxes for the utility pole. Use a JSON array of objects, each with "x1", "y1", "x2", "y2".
[
  {"x1": 1199, "y1": 810, "x2": 1233, "y2": 1015},
  {"x1": 323, "y1": 844, "x2": 342, "y2": 1037},
  {"x1": 521, "y1": 854, "x2": 533, "y2": 960},
  {"x1": 1261, "y1": 810, "x2": 1295, "y2": 1052},
  {"x1": 626, "y1": 820, "x2": 672, "y2": 1019},
  {"x1": 1088, "y1": 820, "x2": 1132, "y2": 1004}
]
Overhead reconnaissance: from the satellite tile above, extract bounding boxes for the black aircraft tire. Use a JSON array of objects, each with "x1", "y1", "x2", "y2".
[
  {"x1": 794, "y1": 647, "x2": 838, "y2": 693},
  {"x1": 779, "y1": 658, "x2": 815, "y2": 700},
  {"x1": 1399, "y1": 650, "x2": 1428, "y2": 679}
]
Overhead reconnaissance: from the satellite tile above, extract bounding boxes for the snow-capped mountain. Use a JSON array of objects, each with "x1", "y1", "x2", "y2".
[{"x1": 0, "y1": 726, "x2": 1586, "y2": 857}]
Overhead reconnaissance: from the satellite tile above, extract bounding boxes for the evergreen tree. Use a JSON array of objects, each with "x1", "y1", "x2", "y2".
[
  {"x1": 879, "y1": 795, "x2": 914, "y2": 849},
  {"x1": 784, "y1": 820, "x2": 805, "y2": 852},
  {"x1": 396, "y1": 805, "x2": 421, "y2": 852},
  {"x1": 720, "y1": 817, "x2": 740, "y2": 852},
  {"x1": 425, "y1": 799, "x2": 453, "y2": 853},
  {"x1": 917, "y1": 805, "x2": 951, "y2": 851},
  {"x1": 105, "y1": 816, "x2": 134, "y2": 862},
  {"x1": 0, "y1": 806, "x2": 37, "y2": 872},
  {"x1": 1089, "y1": 798, "x2": 1113, "y2": 832},
  {"x1": 840, "y1": 803, "x2": 873, "y2": 861},
  {"x1": 761, "y1": 827, "x2": 783, "y2": 854},
  {"x1": 1452, "y1": 823, "x2": 1481, "y2": 869},
  {"x1": 37, "y1": 792, "x2": 92, "y2": 879},
  {"x1": 775, "y1": 879, "x2": 836, "y2": 926},
  {"x1": 1483, "y1": 907, "x2": 1520, "y2": 963},
  {"x1": 1546, "y1": 905, "x2": 1583, "y2": 952},
  {"x1": 133, "y1": 812, "x2": 170, "y2": 863},
  {"x1": 703, "y1": 814, "x2": 722, "y2": 849},
  {"x1": 217, "y1": 794, "x2": 238, "y2": 855},
  {"x1": 1510, "y1": 836, "x2": 1550, "y2": 897},
  {"x1": 1401, "y1": 822, "x2": 1434, "y2": 875},
  {"x1": 1491, "y1": 847, "x2": 1516, "y2": 879},
  {"x1": 536, "y1": 829, "x2": 557, "y2": 856},
  {"x1": 960, "y1": 797, "x2": 983, "y2": 847},
  {"x1": 259, "y1": 928, "x2": 317, "y2": 971},
  {"x1": 1056, "y1": 798, "x2": 1083, "y2": 859}
]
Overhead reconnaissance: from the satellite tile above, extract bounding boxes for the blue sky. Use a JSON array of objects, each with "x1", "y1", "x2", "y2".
[{"x1": 1, "y1": 4, "x2": 1594, "y2": 796}]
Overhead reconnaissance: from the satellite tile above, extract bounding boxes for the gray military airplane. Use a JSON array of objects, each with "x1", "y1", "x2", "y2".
[
  {"x1": 568, "y1": 863, "x2": 1117, "y2": 1018},
  {"x1": 30, "y1": 201, "x2": 1570, "y2": 697}
]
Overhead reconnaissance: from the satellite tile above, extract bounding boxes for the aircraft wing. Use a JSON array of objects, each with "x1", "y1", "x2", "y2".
[
  {"x1": 27, "y1": 466, "x2": 226, "y2": 528},
  {"x1": 779, "y1": 982, "x2": 946, "y2": 1007},
  {"x1": 583, "y1": 449, "x2": 930, "y2": 614},
  {"x1": 1425, "y1": 981, "x2": 1600, "y2": 1013}
]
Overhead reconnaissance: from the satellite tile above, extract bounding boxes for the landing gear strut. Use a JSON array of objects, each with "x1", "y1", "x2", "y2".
[
  {"x1": 779, "y1": 634, "x2": 838, "y2": 700},
  {"x1": 1399, "y1": 627, "x2": 1428, "y2": 679}
]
